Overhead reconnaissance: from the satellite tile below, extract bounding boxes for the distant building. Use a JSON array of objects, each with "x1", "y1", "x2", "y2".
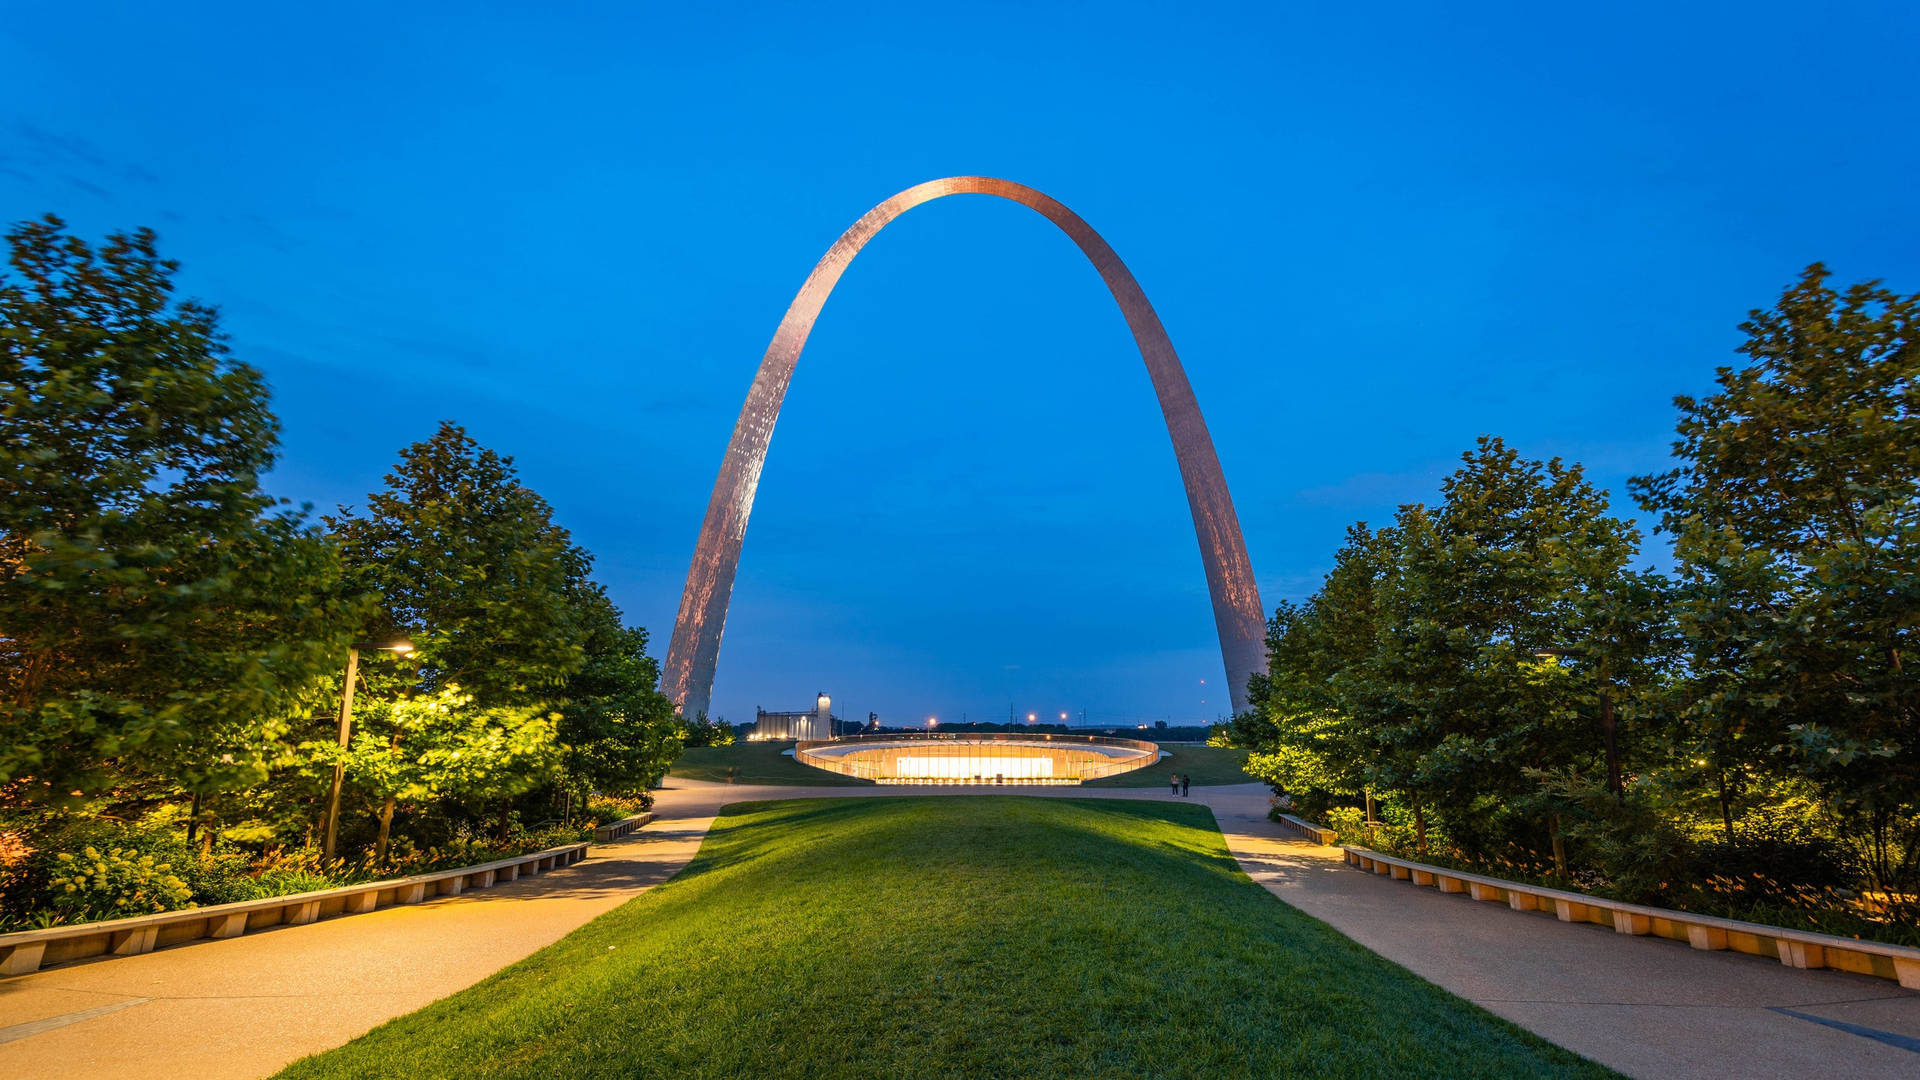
[{"x1": 753, "y1": 691, "x2": 837, "y2": 741}]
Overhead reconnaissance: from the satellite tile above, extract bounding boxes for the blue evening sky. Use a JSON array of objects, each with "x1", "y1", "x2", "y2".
[{"x1": 4, "y1": 3, "x2": 1915, "y2": 726}]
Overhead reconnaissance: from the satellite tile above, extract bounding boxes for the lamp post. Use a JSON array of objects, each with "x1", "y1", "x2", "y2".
[
  {"x1": 1534, "y1": 646, "x2": 1620, "y2": 798},
  {"x1": 323, "y1": 639, "x2": 414, "y2": 860}
]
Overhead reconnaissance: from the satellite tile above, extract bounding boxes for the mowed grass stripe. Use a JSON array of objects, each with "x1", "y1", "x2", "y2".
[{"x1": 276, "y1": 798, "x2": 1615, "y2": 1080}]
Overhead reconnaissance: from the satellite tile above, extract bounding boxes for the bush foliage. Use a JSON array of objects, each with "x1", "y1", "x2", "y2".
[
  {"x1": 1233, "y1": 265, "x2": 1920, "y2": 941},
  {"x1": 0, "y1": 218, "x2": 683, "y2": 928}
]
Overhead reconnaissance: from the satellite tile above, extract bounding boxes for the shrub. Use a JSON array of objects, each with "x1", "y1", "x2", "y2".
[
  {"x1": 584, "y1": 792, "x2": 652, "y2": 825},
  {"x1": 0, "y1": 810, "x2": 601, "y2": 930},
  {"x1": 246, "y1": 866, "x2": 343, "y2": 898},
  {"x1": 46, "y1": 846, "x2": 194, "y2": 922},
  {"x1": 1686, "y1": 810, "x2": 1861, "y2": 908},
  {"x1": 183, "y1": 848, "x2": 271, "y2": 905},
  {"x1": 1523, "y1": 768, "x2": 1692, "y2": 904},
  {"x1": 0, "y1": 816, "x2": 201, "y2": 928},
  {"x1": 1324, "y1": 807, "x2": 1370, "y2": 846}
]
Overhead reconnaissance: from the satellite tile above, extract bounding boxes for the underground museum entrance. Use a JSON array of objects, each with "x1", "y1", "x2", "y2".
[{"x1": 793, "y1": 732, "x2": 1161, "y2": 785}]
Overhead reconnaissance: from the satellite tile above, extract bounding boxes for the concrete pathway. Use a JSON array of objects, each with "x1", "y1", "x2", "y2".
[
  {"x1": 1193, "y1": 784, "x2": 1920, "y2": 1080},
  {"x1": 0, "y1": 786, "x2": 736, "y2": 1080},
  {"x1": 2, "y1": 779, "x2": 1916, "y2": 1079}
]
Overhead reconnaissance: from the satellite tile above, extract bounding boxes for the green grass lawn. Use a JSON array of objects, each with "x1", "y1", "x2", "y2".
[
  {"x1": 1083, "y1": 744, "x2": 1253, "y2": 786},
  {"x1": 668, "y1": 740, "x2": 872, "y2": 786},
  {"x1": 276, "y1": 797, "x2": 1612, "y2": 1080}
]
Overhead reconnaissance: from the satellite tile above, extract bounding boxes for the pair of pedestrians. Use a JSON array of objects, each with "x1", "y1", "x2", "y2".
[{"x1": 1167, "y1": 773, "x2": 1190, "y2": 797}]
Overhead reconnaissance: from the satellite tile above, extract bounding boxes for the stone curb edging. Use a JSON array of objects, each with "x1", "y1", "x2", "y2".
[
  {"x1": 0, "y1": 841, "x2": 590, "y2": 978},
  {"x1": 592, "y1": 812, "x2": 653, "y2": 843},
  {"x1": 1343, "y1": 845, "x2": 1920, "y2": 990}
]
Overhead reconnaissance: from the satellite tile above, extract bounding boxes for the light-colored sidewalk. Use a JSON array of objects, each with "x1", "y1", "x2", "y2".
[
  {"x1": 2, "y1": 779, "x2": 1916, "y2": 1079},
  {"x1": 1191, "y1": 784, "x2": 1920, "y2": 1080},
  {"x1": 0, "y1": 784, "x2": 737, "y2": 1080}
]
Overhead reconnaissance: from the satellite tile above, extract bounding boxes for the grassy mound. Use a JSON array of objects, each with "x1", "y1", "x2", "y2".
[
  {"x1": 277, "y1": 798, "x2": 1611, "y2": 1080},
  {"x1": 1083, "y1": 744, "x2": 1252, "y2": 787},
  {"x1": 668, "y1": 740, "x2": 871, "y2": 785}
]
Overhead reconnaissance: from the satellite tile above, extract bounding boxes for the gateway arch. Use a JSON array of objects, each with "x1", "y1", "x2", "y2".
[{"x1": 664, "y1": 176, "x2": 1266, "y2": 721}]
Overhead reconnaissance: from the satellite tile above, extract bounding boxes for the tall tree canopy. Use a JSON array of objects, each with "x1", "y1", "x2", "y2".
[
  {"x1": 0, "y1": 216, "x2": 357, "y2": 802},
  {"x1": 1633, "y1": 264, "x2": 1919, "y2": 896},
  {"x1": 1237, "y1": 523, "x2": 1391, "y2": 806},
  {"x1": 320, "y1": 423, "x2": 679, "y2": 853},
  {"x1": 327, "y1": 421, "x2": 594, "y2": 709},
  {"x1": 558, "y1": 605, "x2": 682, "y2": 799},
  {"x1": 1242, "y1": 438, "x2": 1666, "y2": 859}
]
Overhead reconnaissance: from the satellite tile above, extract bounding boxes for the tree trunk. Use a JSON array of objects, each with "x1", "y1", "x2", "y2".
[
  {"x1": 1600, "y1": 684, "x2": 1622, "y2": 798},
  {"x1": 1410, "y1": 792, "x2": 1429, "y2": 854},
  {"x1": 186, "y1": 791, "x2": 201, "y2": 845},
  {"x1": 197, "y1": 793, "x2": 215, "y2": 857},
  {"x1": 14, "y1": 648, "x2": 52, "y2": 708},
  {"x1": 375, "y1": 796, "x2": 397, "y2": 866},
  {"x1": 1717, "y1": 769, "x2": 1735, "y2": 841},
  {"x1": 1549, "y1": 814, "x2": 1568, "y2": 880},
  {"x1": 497, "y1": 798, "x2": 511, "y2": 842}
]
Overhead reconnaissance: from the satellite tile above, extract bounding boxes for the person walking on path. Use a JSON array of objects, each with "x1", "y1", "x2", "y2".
[
  {"x1": 1181, "y1": 774, "x2": 1190, "y2": 797},
  {"x1": 1169, "y1": 774, "x2": 1180, "y2": 796}
]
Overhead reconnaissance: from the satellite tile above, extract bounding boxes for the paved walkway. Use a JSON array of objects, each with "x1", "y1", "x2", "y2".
[
  {"x1": 2, "y1": 779, "x2": 1916, "y2": 1079},
  {"x1": 1194, "y1": 785, "x2": 1920, "y2": 1080},
  {"x1": 0, "y1": 785, "x2": 735, "y2": 1080}
]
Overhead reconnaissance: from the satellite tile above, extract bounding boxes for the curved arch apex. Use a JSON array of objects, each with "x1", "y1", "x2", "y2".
[{"x1": 663, "y1": 177, "x2": 1266, "y2": 722}]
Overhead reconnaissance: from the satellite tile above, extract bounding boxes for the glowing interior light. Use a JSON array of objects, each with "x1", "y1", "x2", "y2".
[{"x1": 895, "y1": 756, "x2": 1056, "y2": 779}]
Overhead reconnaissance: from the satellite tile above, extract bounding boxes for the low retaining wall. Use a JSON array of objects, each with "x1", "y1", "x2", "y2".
[
  {"x1": 1273, "y1": 812, "x2": 1338, "y2": 845},
  {"x1": 593, "y1": 812, "x2": 653, "y2": 843},
  {"x1": 0, "y1": 841, "x2": 589, "y2": 978},
  {"x1": 1344, "y1": 846, "x2": 1920, "y2": 990}
]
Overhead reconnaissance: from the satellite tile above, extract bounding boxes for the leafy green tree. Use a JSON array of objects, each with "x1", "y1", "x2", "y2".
[
  {"x1": 326, "y1": 423, "x2": 683, "y2": 847},
  {"x1": 334, "y1": 687, "x2": 562, "y2": 863},
  {"x1": 0, "y1": 215, "x2": 359, "y2": 804},
  {"x1": 680, "y1": 714, "x2": 735, "y2": 748},
  {"x1": 1349, "y1": 439, "x2": 1661, "y2": 859},
  {"x1": 1633, "y1": 264, "x2": 1919, "y2": 903},
  {"x1": 559, "y1": 595, "x2": 682, "y2": 802},
  {"x1": 1239, "y1": 524, "x2": 1394, "y2": 815},
  {"x1": 327, "y1": 422, "x2": 593, "y2": 710}
]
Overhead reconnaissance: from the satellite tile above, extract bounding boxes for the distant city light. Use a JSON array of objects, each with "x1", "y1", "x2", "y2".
[
  {"x1": 1059, "y1": 712, "x2": 1067, "y2": 720},
  {"x1": 1027, "y1": 713, "x2": 1036, "y2": 723}
]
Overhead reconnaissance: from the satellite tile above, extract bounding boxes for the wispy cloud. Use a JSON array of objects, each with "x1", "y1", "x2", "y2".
[
  {"x1": 59, "y1": 173, "x2": 112, "y2": 200},
  {"x1": 10, "y1": 122, "x2": 160, "y2": 189}
]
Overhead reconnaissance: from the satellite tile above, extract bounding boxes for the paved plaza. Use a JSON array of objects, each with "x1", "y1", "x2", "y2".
[{"x1": 1, "y1": 780, "x2": 1915, "y2": 1079}]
